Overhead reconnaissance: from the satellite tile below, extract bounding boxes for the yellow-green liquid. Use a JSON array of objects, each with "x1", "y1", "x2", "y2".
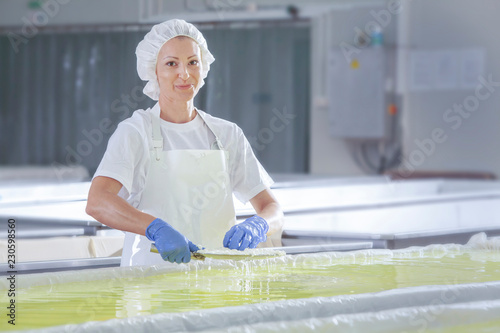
[{"x1": 2, "y1": 247, "x2": 500, "y2": 331}]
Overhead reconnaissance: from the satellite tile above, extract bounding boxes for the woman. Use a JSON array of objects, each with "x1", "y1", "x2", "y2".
[{"x1": 86, "y1": 19, "x2": 284, "y2": 266}]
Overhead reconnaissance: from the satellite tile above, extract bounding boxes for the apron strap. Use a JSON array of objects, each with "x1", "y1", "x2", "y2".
[
  {"x1": 196, "y1": 109, "x2": 225, "y2": 151},
  {"x1": 150, "y1": 105, "x2": 224, "y2": 157},
  {"x1": 151, "y1": 105, "x2": 163, "y2": 161}
]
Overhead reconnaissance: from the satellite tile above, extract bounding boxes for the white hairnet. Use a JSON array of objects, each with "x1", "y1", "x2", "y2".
[{"x1": 136, "y1": 19, "x2": 215, "y2": 100}]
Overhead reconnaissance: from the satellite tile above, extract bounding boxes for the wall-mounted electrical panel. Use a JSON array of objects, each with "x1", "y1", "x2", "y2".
[{"x1": 327, "y1": 47, "x2": 386, "y2": 139}]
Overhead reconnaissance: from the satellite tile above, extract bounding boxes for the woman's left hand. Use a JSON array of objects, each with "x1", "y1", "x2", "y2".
[{"x1": 223, "y1": 215, "x2": 269, "y2": 250}]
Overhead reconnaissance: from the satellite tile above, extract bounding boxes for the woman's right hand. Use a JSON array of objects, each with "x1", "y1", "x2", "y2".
[{"x1": 145, "y1": 218, "x2": 199, "y2": 263}]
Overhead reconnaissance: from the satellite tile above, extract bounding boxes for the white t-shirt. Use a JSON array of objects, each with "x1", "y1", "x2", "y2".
[{"x1": 93, "y1": 103, "x2": 273, "y2": 208}]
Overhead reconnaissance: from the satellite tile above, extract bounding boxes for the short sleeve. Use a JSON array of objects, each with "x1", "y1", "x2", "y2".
[
  {"x1": 93, "y1": 122, "x2": 148, "y2": 199},
  {"x1": 230, "y1": 128, "x2": 274, "y2": 204}
]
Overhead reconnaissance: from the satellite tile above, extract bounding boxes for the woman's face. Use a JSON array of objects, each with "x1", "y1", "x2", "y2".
[{"x1": 156, "y1": 36, "x2": 202, "y2": 103}]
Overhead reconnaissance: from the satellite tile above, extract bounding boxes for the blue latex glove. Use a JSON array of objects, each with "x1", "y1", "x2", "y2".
[
  {"x1": 145, "y1": 218, "x2": 200, "y2": 264},
  {"x1": 223, "y1": 215, "x2": 269, "y2": 250}
]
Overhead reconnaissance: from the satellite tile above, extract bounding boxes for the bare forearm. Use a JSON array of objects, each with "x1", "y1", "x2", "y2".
[
  {"x1": 86, "y1": 177, "x2": 154, "y2": 236},
  {"x1": 257, "y1": 201, "x2": 284, "y2": 236},
  {"x1": 249, "y1": 189, "x2": 284, "y2": 236}
]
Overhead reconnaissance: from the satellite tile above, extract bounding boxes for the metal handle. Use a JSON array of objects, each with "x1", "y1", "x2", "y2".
[{"x1": 150, "y1": 243, "x2": 205, "y2": 261}]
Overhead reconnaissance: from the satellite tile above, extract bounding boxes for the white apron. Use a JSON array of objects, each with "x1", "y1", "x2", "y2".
[{"x1": 120, "y1": 109, "x2": 237, "y2": 266}]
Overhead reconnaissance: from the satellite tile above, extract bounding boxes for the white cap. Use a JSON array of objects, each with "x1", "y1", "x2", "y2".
[{"x1": 136, "y1": 19, "x2": 215, "y2": 100}]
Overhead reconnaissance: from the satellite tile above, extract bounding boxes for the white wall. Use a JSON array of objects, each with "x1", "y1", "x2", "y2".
[{"x1": 399, "y1": 0, "x2": 500, "y2": 177}]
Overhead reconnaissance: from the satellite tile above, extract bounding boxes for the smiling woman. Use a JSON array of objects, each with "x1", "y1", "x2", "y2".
[
  {"x1": 85, "y1": 19, "x2": 284, "y2": 268},
  {"x1": 155, "y1": 37, "x2": 203, "y2": 123}
]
